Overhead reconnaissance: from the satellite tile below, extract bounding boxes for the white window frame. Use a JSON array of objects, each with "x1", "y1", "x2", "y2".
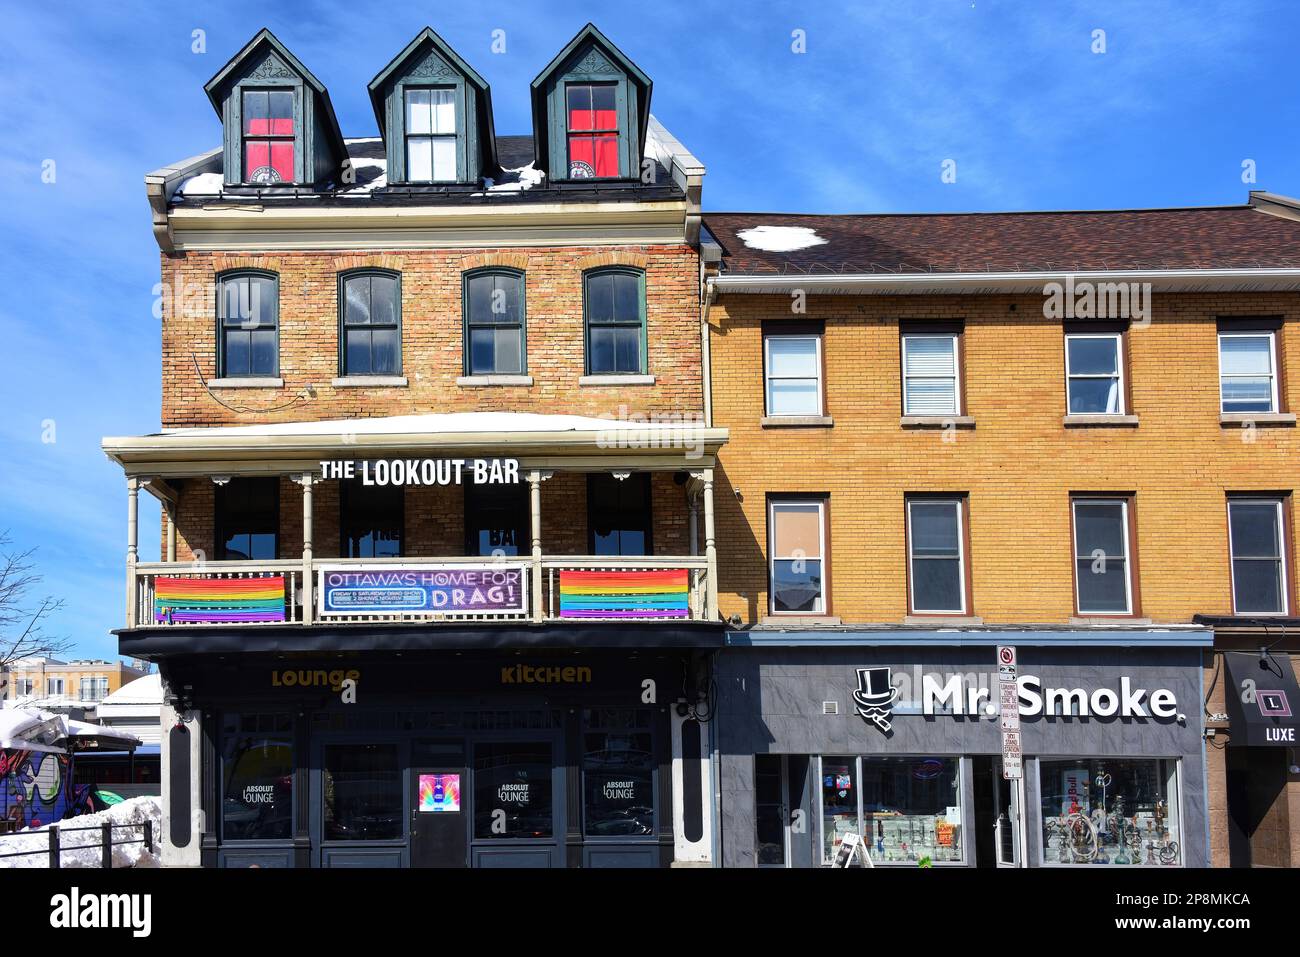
[
  {"x1": 901, "y1": 333, "x2": 961, "y2": 416},
  {"x1": 1037, "y1": 756, "x2": 1184, "y2": 868},
  {"x1": 906, "y1": 497, "x2": 967, "y2": 615},
  {"x1": 1217, "y1": 330, "x2": 1278, "y2": 415},
  {"x1": 768, "y1": 498, "x2": 826, "y2": 616},
  {"x1": 16, "y1": 678, "x2": 34, "y2": 697},
  {"x1": 817, "y1": 755, "x2": 969, "y2": 867},
  {"x1": 1064, "y1": 332, "x2": 1125, "y2": 415},
  {"x1": 763, "y1": 334, "x2": 823, "y2": 417},
  {"x1": 46, "y1": 677, "x2": 64, "y2": 696},
  {"x1": 1227, "y1": 497, "x2": 1289, "y2": 616},
  {"x1": 1071, "y1": 498, "x2": 1133, "y2": 616}
]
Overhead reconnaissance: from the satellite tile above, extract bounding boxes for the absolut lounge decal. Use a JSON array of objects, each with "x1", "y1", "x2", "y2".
[{"x1": 852, "y1": 666, "x2": 1179, "y2": 733}]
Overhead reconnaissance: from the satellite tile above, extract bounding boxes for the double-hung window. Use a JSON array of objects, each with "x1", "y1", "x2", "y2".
[
  {"x1": 1228, "y1": 497, "x2": 1289, "y2": 615},
  {"x1": 768, "y1": 499, "x2": 827, "y2": 614},
  {"x1": 464, "y1": 270, "x2": 525, "y2": 375},
  {"x1": 241, "y1": 89, "x2": 294, "y2": 184},
  {"x1": 340, "y1": 272, "x2": 400, "y2": 376},
  {"x1": 47, "y1": 678, "x2": 64, "y2": 696},
  {"x1": 1219, "y1": 330, "x2": 1278, "y2": 414},
  {"x1": 566, "y1": 83, "x2": 620, "y2": 178},
  {"x1": 1072, "y1": 498, "x2": 1134, "y2": 615},
  {"x1": 906, "y1": 497, "x2": 968, "y2": 614},
  {"x1": 218, "y1": 273, "x2": 279, "y2": 378},
  {"x1": 902, "y1": 333, "x2": 960, "y2": 415},
  {"x1": 764, "y1": 333, "x2": 823, "y2": 416},
  {"x1": 1065, "y1": 332, "x2": 1124, "y2": 414},
  {"x1": 404, "y1": 88, "x2": 456, "y2": 182},
  {"x1": 584, "y1": 268, "x2": 645, "y2": 375}
]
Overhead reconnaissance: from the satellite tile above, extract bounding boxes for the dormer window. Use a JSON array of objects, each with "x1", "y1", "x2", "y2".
[
  {"x1": 531, "y1": 25, "x2": 651, "y2": 183},
  {"x1": 404, "y1": 88, "x2": 457, "y2": 182},
  {"x1": 205, "y1": 30, "x2": 347, "y2": 189},
  {"x1": 242, "y1": 89, "x2": 295, "y2": 184},
  {"x1": 370, "y1": 28, "x2": 498, "y2": 187},
  {"x1": 566, "y1": 83, "x2": 619, "y2": 178}
]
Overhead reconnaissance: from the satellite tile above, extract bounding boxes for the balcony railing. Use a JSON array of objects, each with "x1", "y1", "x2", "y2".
[{"x1": 131, "y1": 555, "x2": 713, "y2": 628}]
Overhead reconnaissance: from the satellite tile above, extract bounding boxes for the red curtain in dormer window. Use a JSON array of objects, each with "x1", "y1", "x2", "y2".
[
  {"x1": 242, "y1": 90, "x2": 295, "y2": 183},
  {"x1": 566, "y1": 84, "x2": 619, "y2": 178}
]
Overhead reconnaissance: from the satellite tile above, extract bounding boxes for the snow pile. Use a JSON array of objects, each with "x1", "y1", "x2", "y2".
[
  {"x1": 175, "y1": 172, "x2": 224, "y2": 197},
  {"x1": 0, "y1": 797, "x2": 162, "y2": 869},
  {"x1": 735, "y1": 225, "x2": 828, "y2": 252},
  {"x1": 484, "y1": 163, "x2": 545, "y2": 193}
]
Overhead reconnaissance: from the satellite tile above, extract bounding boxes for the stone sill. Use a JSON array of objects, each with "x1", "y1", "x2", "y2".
[
  {"x1": 1069, "y1": 616, "x2": 1153, "y2": 626},
  {"x1": 456, "y1": 375, "x2": 534, "y2": 387},
  {"x1": 578, "y1": 374, "x2": 655, "y2": 386},
  {"x1": 331, "y1": 376, "x2": 408, "y2": 388},
  {"x1": 761, "y1": 415, "x2": 834, "y2": 428},
  {"x1": 1220, "y1": 412, "x2": 1296, "y2": 426},
  {"x1": 758, "y1": 615, "x2": 843, "y2": 627},
  {"x1": 903, "y1": 615, "x2": 984, "y2": 626},
  {"x1": 1062, "y1": 414, "x2": 1139, "y2": 427},
  {"x1": 206, "y1": 377, "x2": 283, "y2": 389},
  {"x1": 901, "y1": 415, "x2": 976, "y2": 429}
]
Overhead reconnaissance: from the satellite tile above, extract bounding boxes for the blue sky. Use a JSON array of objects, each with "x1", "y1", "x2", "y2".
[{"x1": 0, "y1": 0, "x2": 1297, "y2": 659}]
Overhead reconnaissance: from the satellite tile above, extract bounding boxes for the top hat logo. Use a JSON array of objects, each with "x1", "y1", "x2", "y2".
[{"x1": 853, "y1": 667, "x2": 898, "y2": 733}]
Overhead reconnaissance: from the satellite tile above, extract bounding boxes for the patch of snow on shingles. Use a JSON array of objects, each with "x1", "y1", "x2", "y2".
[
  {"x1": 735, "y1": 225, "x2": 828, "y2": 253},
  {"x1": 340, "y1": 137, "x2": 387, "y2": 194},
  {"x1": 481, "y1": 162, "x2": 545, "y2": 194},
  {"x1": 175, "y1": 172, "x2": 225, "y2": 197}
]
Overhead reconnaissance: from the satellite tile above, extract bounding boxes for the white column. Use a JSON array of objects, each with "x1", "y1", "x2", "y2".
[
  {"x1": 125, "y1": 477, "x2": 140, "y2": 628},
  {"x1": 702, "y1": 468, "x2": 718, "y2": 620},
  {"x1": 165, "y1": 503, "x2": 177, "y2": 563},
  {"x1": 300, "y1": 474, "x2": 314, "y2": 625},
  {"x1": 528, "y1": 470, "x2": 543, "y2": 621}
]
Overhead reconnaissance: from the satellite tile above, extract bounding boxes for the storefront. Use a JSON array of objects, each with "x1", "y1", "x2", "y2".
[
  {"x1": 148, "y1": 646, "x2": 716, "y2": 868},
  {"x1": 714, "y1": 632, "x2": 1211, "y2": 867}
]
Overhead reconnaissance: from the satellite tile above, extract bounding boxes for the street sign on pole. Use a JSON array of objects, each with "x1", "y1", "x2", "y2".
[{"x1": 998, "y1": 646, "x2": 1022, "y2": 778}]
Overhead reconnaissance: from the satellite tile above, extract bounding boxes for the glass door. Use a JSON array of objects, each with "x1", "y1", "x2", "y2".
[
  {"x1": 315, "y1": 739, "x2": 405, "y2": 867},
  {"x1": 755, "y1": 755, "x2": 789, "y2": 867}
]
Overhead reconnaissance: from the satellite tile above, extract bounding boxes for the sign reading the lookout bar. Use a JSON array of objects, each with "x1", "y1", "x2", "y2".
[
  {"x1": 318, "y1": 563, "x2": 529, "y2": 616},
  {"x1": 319, "y1": 458, "x2": 520, "y2": 486}
]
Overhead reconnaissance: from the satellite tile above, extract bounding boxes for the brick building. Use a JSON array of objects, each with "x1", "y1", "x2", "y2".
[
  {"x1": 104, "y1": 25, "x2": 722, "y2": 868},
  {"x1": 702, "y1": 205, "x2": 1300, "y2": 868}
]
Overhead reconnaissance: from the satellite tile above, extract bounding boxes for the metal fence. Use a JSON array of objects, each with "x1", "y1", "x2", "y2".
[{"x1": 0, "y1": 820, "x2": 153, "y2": 868}]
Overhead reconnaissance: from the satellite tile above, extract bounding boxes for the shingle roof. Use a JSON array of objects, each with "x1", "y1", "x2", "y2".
[{"x1": 704, "y1": 206, "x2": 1300, "y2": 276}]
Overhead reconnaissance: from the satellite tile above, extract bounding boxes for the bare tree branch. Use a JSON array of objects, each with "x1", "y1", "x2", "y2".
[{"x1": 0, "y1": 531, "x2": 72, "y2": 673}]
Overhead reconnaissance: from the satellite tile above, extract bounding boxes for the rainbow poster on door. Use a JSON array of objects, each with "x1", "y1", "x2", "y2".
[{"x1": 419, "y1": 773, "x2": 461, "y2": 813}]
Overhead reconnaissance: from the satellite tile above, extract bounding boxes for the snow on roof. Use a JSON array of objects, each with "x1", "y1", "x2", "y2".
[
  {"x1": 159, "y1": 411, "x2": 704, "y2": 438},
  {"x1": 483, "y1": 162, "x2": 545, "y2": 193},
  {"x1": 100, "y1": 673, "x2": 162, "y2": 706},
  {"x1": 735, "y1": 225, "x2": 829, "y2": 252},
  {"x1": 174, "y1": 171, "x2": 224, "y2": 197}
]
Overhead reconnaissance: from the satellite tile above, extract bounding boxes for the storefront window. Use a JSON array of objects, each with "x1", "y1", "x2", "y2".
[
  {"x1": 820, "y1": 756, "x2": 858, "y2": 862},
  {"x1": 474, "y1": 742, "x2": 553, "y2": 839},
  {"x1": 860, "y1": 757, "x2": 963, "y2": 864},
  {"x1": 1039, "y1": 758, "x2": 1181, "y2": 866},
  {"x1": 221, "y1": 713, "x2": 293, "y2": 841},
  {"x1": 582, "y1": 709, "x2": 654, "y2": 837},
  {"x1": 322, "y1": 743, "x2": 402, "y2": 841},
  {"x1": 465, "y1": 484, "x2": 527, "y2": 557}
]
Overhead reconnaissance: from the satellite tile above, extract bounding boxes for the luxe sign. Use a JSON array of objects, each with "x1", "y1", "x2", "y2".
[{"x1": 318, "y1": 563, "x2": 528, "y2": 616}]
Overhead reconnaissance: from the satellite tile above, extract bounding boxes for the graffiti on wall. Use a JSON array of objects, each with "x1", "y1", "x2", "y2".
[{"x1": 1, "y1": 749, "x2": 93, "y2": 830}]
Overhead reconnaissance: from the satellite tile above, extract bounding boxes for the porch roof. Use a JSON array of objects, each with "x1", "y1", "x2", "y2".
[{"x1": 102, "y1": 411, "x2": 727, "y2": 476}]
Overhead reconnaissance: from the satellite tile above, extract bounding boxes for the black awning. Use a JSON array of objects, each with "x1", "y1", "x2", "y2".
[
  {"x1": 116, "y1": 620, "x2": 725, "y2": 659},
  {"x1": 1223, "y1": 651, "x2": 1300, "y2": 746}
]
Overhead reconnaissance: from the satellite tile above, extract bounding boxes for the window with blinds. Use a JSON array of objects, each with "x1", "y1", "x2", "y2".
[{"x1": 902, "y1": 334, "x2": 959, "y2": 416}]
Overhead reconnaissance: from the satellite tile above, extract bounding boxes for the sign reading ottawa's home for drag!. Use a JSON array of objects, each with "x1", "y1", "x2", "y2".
[{"x1": 318, "y1": 563, "x2": 529, "y2": 616}]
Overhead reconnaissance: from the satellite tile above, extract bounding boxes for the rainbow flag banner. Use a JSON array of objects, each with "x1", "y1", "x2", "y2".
[
  {"x1": 153, "y1": 575, "x2": 286, "y2": 624},
  {"x1": 558, "y1": 568, "x2": 690, "y2": 619}
]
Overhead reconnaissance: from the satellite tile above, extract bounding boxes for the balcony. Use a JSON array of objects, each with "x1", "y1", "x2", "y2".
[
  {"x1": 105, "y1": 412, "x2": 727, "y2": 642},
  {"x1": 130, "y1": 554, "x2": 712, "y2": 628}
]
